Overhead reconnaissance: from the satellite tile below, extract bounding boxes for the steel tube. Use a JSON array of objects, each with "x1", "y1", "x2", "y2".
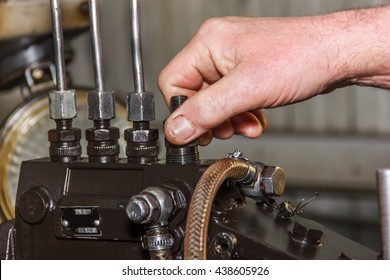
[
  {"x1": 89, "y1": 0, "x2": 105, "y2": 92},
  {"x1": 376, "y1": 169, "x2": 390, "y2": 260},
  {"x1": 130, "y1": 0, "x2": 145, "y2": 93},
  {"x1": 50, "y1": 0, "x2": 67, "y2": 91}
]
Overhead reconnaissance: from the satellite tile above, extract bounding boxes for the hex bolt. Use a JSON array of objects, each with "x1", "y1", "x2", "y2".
[
  {"x1": 126, "y1": 194, "x2": 159, "y2": 224},
  {"x1": 261, "y1": 166, "x2": 285, "y2": 196},
  {"x1": 126, "y1": 187, "x2": 173, "y2": 226},
  {"x1": 240, "y1": 162, "x2": 285, "y2": 200},
  {"x1": 290, "y1": 219, "x2": 324, "y2": 246}
]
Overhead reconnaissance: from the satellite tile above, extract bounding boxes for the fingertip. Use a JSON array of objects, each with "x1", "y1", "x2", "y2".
[
  {"x1": 164, "y1": 114, "x2": 197, "y2": 145},
  {"x1": 198, "y1": 131, "x2": 213, "y2": 146},
  {"x1": 251, "y1": 110, "x2": 268, "y2": 133},
  {"x1": 231, "y1": 111, "x2": 265, "y2": 139},
  {"x1": 212, "y1": 119, "x2": 234, "y2": 140}
]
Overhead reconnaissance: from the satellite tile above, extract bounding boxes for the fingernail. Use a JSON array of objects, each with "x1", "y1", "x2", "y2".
[{"x1": 169, "y1": 115, "x2": 195, "y2": 140}]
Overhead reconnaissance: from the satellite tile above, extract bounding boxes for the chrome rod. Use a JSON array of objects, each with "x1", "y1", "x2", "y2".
[
  {"x1": 89, "y1": 0, "x2": 105, "y2": 92},
  {"x1": 130, "y1": 0, "x2": 145, "y2": 93},
  {"x1": 50, "y1": 0, "x2": 67, "y2": 91}
]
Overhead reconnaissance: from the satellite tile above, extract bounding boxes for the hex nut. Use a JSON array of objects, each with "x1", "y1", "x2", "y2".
[
  {"x1": 48, "y1": 128, "x2": 81, "y2": 142},
  {"x1": 86, "y1": 127, "x2": 120, "y2": 141},
  {"x1": 127, "y1": 91, "x2": 155, "y2": 122},
  {"x1": 87, "y1": 90, "x2": 116, "y2": 120},
  {"x1": 125, "y1": 128, "x2": 159, "y2": 142},
  {"x1": 49, "y1": 89, "x2": 77, "y2": 119}
]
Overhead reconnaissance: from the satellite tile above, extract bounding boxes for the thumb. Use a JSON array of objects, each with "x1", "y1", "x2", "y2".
[{"x1": 164, "y1": 69, "x2": 259, "y2": 145}]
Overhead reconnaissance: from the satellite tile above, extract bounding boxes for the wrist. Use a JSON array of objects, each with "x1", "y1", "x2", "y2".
[{"x1": 325, "y1": 6, "x2": 390, "y2": 88}]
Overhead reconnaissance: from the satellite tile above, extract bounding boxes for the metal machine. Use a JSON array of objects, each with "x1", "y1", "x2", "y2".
[{"x1": 0, "y1": 0, "x2": 388, "y2": 260}]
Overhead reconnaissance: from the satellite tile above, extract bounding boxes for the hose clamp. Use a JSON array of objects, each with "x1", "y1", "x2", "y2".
[
  {"x1": 226, "y1": 149, "x2": 258, "y2": 185},
  {"x1": 141, "y1": 232, "x2": 174, "y2": 251}
]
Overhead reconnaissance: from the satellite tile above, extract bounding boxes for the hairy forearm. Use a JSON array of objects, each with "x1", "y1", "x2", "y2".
[{"x1": 326, "y1": 5, "x2": 390, "y2": 88}]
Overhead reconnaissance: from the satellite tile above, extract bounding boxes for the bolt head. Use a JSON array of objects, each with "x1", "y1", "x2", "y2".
[
  {"x1": 126, "y1": 196, "x2": 149, "y2": 223},
  {"x1": 262, "y1": 166, "x2": 285, "y2": 196}
]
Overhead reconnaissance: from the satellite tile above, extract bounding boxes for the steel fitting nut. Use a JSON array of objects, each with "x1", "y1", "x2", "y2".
[
  {"x1": 262, "y1": 166, "x2": 285, "y2": 196},
  {"x1": 127, "y1": 91, "x2": 155, "y2": 121},
  {"x1": 48, "y1": 128, "x2": 81, "y2": 142},
  {"x1": 49, "y1": 89, "x2": 77, "y2": 119},
  {"x1": 125, "y1": 128, "x2": 159, "y2": 142},
  {"x1": 87, "y1": 90, "x2": 116, "y2": 120},
  {"x1": 85, "y1": 127, "x2": 120, "y2": 141}
]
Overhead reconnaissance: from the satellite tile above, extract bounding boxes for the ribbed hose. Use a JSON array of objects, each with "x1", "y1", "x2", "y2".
[{"x1": 184, "y1": 158, "x2": 250, "y2": 260}]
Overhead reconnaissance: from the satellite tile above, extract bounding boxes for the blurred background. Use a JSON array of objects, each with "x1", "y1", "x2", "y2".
[{"x1": 2, "y1": 0, "x2": 390, "y2": 252}]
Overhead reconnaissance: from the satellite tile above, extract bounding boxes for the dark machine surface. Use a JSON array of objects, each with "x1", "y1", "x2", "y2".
[{"x1": 0, "y1": 158, "x2": 378, "y2": 260}]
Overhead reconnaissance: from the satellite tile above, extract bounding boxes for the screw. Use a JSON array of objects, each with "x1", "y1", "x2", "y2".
[{"x1": 62, "y1": 220, "x2": 69, "y2": 227}]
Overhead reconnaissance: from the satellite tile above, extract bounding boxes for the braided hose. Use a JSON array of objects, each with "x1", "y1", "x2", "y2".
[{"x1": 184, "y1": 158, "x2": 251, "y2": 260}]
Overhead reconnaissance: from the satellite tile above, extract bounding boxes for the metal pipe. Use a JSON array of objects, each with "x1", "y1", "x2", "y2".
[
  {"x1": 376, "y1": 169, "x2": 390, "y2": 260},
  {"x1": 89, "y1": 0, "x2": 105, "y2": 92},
  {"x1": 50, "y1": 0, "x2": 67, "y2": 91},
  {"x1": 130, "y1": 0, "x2": 145, "y2": 93}
]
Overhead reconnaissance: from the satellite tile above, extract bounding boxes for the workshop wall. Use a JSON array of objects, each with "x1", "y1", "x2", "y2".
[{"x1": 69, "y1": 0, "x2": 390, "y2": 189}]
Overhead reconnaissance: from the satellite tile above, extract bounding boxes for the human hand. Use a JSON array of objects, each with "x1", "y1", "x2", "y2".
[{"x1": 158, "y1": 7, "x2": 390, "y2": 145}]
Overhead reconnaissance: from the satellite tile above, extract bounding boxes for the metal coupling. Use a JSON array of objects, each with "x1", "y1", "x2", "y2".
[
  {"x1": 127, "y1": 91, "x2": 155, "y2": 122},
  {"x1": 87, "y1": 90, "x2": 116, "y2": 120},
  {"x1": 240, "y1": 163, "x2": 285, "y2": 200},
  {"x1": 227, "y1": 149, "x2": 285, "y2": 200},
  {"x1": 49, "y1": 89, "x2": 77, "y2": 120}
]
